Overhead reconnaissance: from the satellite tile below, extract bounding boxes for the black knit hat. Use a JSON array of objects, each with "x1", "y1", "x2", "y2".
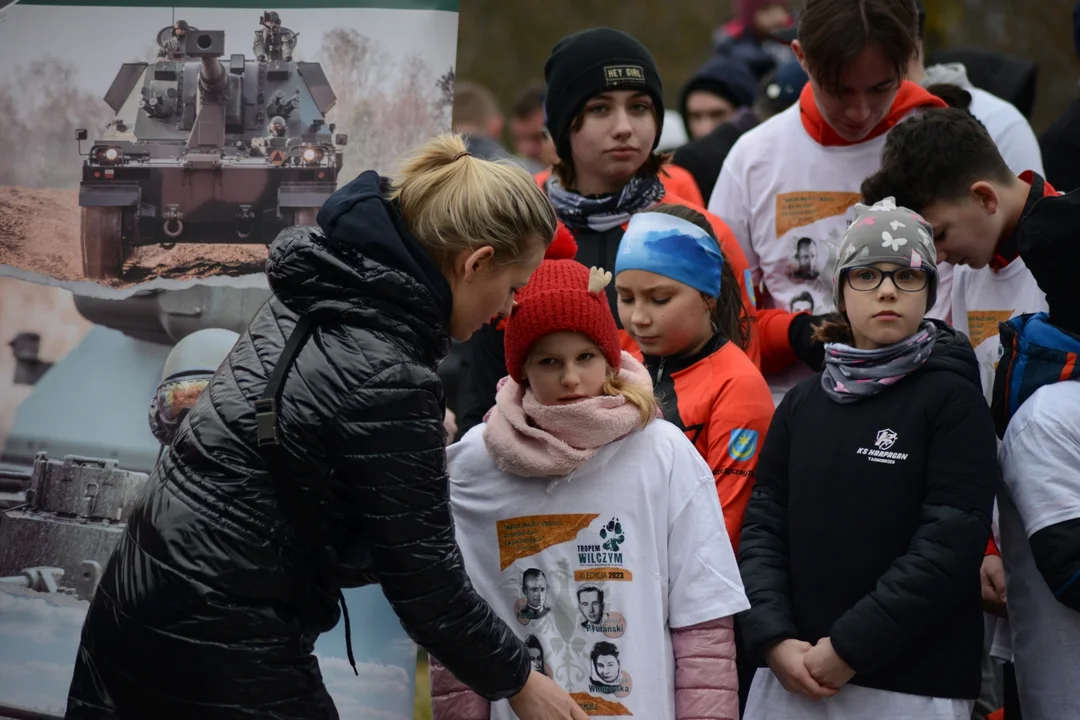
[{"x1": 543, "y1": 28, "x2": 664, "y2": 164}]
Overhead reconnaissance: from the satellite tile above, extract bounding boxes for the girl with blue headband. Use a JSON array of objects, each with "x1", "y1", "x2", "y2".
[
  {"x1": 614, "y1": 203, "x2": 774, "y2": 714},
  {"x1": 614, "y1": 203, "x2": 774, "y2": 555}
]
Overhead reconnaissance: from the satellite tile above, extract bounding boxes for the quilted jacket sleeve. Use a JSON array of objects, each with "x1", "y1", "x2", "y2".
[
  {"x1": 672, "y1": 617, "x2": 739, "y2": 720},
  {"x1": 736, "y1": 393, "x2": 799, "y2": 666},
  {"x1": 829, "y1": 381, "x2": 996, "y2": 674},
  {"x1": 430, "y1": 656, "x2": 491, "y2": 720},
  {"x1": 324, "y1": 362, "x2": 531, "y2": 701}
]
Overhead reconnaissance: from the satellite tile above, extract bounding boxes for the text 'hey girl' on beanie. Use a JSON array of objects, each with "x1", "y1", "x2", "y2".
[{"x1": 543, "y1": 27, "x2": 665, "y2": 163}]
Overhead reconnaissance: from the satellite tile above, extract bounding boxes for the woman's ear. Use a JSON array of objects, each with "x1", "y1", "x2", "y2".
[{"x1": 452, "y1": 245, "x2": 496, "y2": 283}]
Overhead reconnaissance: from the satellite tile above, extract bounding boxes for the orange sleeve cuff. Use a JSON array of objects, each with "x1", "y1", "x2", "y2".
[{"x1": 758, "y1": 309, "x2": 799, "y2": 376}]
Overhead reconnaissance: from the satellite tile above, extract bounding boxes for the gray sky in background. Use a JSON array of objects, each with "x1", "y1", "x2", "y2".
[{"x1": 0, "y1": 5, "x2": 459, "y2": 98}]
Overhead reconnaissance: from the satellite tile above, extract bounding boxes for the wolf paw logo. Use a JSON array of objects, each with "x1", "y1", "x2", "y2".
[{"x1": 599, "y1": 518, "x2": 624, "y2": 553}]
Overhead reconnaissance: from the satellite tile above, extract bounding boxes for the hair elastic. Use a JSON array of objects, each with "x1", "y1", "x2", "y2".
[
  {"x1": 453, "y1": 151, "x2": 473, "y2": 162},
  {"x1": 615, "y1": 212, "x2": 723, "y2": 297}
]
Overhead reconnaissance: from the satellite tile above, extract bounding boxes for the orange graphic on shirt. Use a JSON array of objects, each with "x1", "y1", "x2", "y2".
[
  {"x1": 574, "y1": 567, "x2": 633, "y2": 582},
  {"x1": 967, "y1": 310, "x2": 1015, "y2": 350},
  {"x1": 496, "y1": 514, "x2": 599, "y2": 570},
  {"x1": 570, "y1": 693, "x2": 634, "y2": 716},
  {"x1": 775, "y1": 191, "x2": 862, "y2": 238}
]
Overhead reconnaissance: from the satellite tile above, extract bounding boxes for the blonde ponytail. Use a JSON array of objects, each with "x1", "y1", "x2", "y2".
[
  {"x1": 602, "y1": 373, "x2": 659, "y2": 429},
  {"x1": 389, "y1": 133, "x2": 557, "y2": 270}
]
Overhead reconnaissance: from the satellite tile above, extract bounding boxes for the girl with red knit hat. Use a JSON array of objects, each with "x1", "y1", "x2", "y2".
[{"x1": 429, "y1": 258, "x2": 749, "y2": 720}]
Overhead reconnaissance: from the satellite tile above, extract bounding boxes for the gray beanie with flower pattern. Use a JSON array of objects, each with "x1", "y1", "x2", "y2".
[{"x1": 833, "y1": 197, "x2": 939, "y2": 310}]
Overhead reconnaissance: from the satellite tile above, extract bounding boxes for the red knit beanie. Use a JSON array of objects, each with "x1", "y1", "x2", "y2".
[{"x1": 504, "y1": 259, "x2": 621, "y2": 383}]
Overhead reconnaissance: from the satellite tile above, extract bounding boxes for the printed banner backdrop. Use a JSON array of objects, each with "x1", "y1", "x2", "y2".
[
  {"x1": 0, "y1": 278, "x2": 423, "y2": 719},
  {"x1": 0, "y1": 0, "x2": 459, "y2": 299},
  {"x1": 0, "y1": 582, "x2": 418, "y2": 718},
  {"x1": 0, "y1": 0, "x2": 458, "y2": 715}
]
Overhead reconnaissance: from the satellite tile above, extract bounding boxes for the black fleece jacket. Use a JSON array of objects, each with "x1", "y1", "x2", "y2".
[{"x1": 737, "y1": 320, "x2": 997, "y2": 700}]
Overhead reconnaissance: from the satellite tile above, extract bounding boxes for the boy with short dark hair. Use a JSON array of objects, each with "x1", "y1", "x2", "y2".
[{"x1": 860, "y1": 106, "x2": 1052, "y2": 402}]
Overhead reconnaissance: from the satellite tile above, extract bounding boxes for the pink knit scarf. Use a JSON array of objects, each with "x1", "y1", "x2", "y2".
[{"x1": 482, "y1": 351, "x2": 657, "y2": 478}]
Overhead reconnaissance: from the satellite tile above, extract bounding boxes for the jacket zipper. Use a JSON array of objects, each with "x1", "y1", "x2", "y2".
[{"x1": 656, "y1": 357, "x2": 666, "y2": 385}]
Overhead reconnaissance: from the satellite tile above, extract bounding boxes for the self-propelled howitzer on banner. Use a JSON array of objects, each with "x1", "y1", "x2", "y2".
[{"x1": 74, "y1": 24, "x2": 347, "y2": 280}]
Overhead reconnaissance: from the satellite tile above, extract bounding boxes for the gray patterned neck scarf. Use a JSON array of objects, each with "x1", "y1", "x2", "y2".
[
  {"x1": 545, "y1": 172, "x2": 665, "y2": 233},
  {"x1": 821, "y1": 320, "x2": 938, "y2": 404}
]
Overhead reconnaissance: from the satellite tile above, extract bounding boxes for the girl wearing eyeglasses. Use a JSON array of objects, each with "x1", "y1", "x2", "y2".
[{"x1": 736, "y1": 197, "x2": 999, "y2": 719}]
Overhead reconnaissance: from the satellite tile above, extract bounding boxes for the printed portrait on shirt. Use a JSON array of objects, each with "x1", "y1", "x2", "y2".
[
  {"x1": 515, "y1": 567, "x2": 551, "y2": 623},
  {"x1": 576, "y1": 583, "x2": 627, "y2": 638},
  {"x1": 577, "y1": 585, "x2": 608, "y2": 629},
  {"x1": 789, "y1": 290, "x2": 815, "y2": 314},
  {"x1": 525, "y1": 634, "x2": 553, "y2": 677},
  {"x1": 588, "y1": 640, "x2": 632, "y2": 698},
  {"x1": 788, "y1": 237, "x2": 820, "y2": 281}
]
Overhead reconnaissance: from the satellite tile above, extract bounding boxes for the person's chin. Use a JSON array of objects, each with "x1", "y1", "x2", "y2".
[
  {"x1": 603, "y1": 156, "x2": 648, "y2": 182},
  {"x1": 832, "y1": 120, "x2": 875, "y2": 143},
  {"x1": 630, "y1": 334, "x2": 669, "y2": 355},
  {"x1": 449, "y1": 318, "x2": 480, "y2": 342}
]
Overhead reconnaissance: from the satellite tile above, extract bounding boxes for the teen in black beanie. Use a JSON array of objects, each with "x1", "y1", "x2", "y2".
[{"x1": 543, "y1": 27, "x2": 665, "y2": 166}]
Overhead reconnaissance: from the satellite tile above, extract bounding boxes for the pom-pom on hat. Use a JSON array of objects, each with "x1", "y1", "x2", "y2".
[
  {"x1": 546, "y1": 220, "x2": 579, "y2": 261},
  {"x1": 503, "y1": 259, "x2": 621, "y2": 383}
]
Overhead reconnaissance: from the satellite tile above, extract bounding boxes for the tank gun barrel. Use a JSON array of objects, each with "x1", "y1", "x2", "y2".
[
  {"x1": 199, "y1": 55, "x2": 228, "y2": 96},
  {"x1": 181, "y1": 30, "x2": 229, "y2": 99}
]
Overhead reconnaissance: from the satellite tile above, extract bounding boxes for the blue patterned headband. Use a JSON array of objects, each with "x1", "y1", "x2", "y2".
[{"x1": 615, "y1": 212, "x2": 723, "y2": 297}]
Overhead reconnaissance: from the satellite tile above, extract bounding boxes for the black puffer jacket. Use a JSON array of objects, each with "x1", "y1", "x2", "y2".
[
  {"x1": 66, "y1": 171, "x2": 531, "y2": 719},
  {"x1": 737, "y1": 321, "x2": 996, "y2": 700}
]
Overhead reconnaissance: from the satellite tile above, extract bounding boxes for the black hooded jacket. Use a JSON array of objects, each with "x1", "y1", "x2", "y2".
[
  {"x1": 65, "y1": 171, "x2": 531, "y2": 719},
  {"x1": 737, "y1": 320, "x2": 997, "y2": 700}
]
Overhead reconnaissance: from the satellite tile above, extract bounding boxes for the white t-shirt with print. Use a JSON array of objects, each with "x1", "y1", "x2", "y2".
[
  {"x1": 949, "y1": 259, "x2": 1048, "y2": 403},
  {"x1": 706, "y1": 103, "x2": 945, "y2": 398},
  {"x1": 998, "y1": 381, "x2": 1080, "y2": 720},
  {"x1": 446, "y1": 419, "x2": 750, "y2": 720}
]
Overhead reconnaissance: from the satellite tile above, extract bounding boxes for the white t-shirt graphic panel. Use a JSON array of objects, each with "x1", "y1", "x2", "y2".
[
  {"x1": 950, "y1": 259, "x2": 1047, "y2": 402},
  {"x1": 446, "y1": 419, "x2": 749, "y2": 719}
]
